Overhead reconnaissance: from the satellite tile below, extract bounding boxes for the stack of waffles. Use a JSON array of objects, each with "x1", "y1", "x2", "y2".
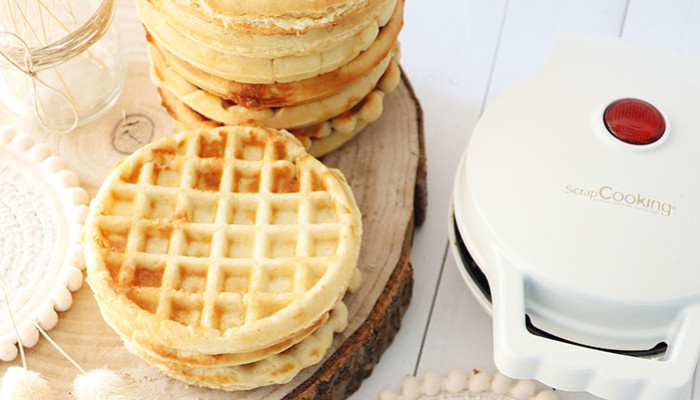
[
  {"x1": 137, "y1": 0, "x2": 404, "y2": 157},
  {"x1": 83, "y1": 125, "x2": 363, "y2": 390}
]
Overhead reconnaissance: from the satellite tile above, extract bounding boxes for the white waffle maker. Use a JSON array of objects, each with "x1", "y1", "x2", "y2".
[{"x1": 449, "y1": 35, "x2": 700, "y2": 400}]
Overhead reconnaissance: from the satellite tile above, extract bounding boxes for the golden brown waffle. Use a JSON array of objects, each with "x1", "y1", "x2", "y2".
[
  {"x1": 149, "y1": 42, "x2": 399, "y2": 131},
  {"x1": 157, "y1": 86, "x2": 223, "y2": 130},
  {"x1": 149, "y1": 0, "x2": 403, "y2": 109},
  {"x1": 164, "y1": 0, "x2": 383, "y2": 35},
  {"x1": 96, "y1": 294, "x2": 331, "y2": 367},
  {"x1": 138, "y1": 0, "x2": 392, "y2": 83},
  {"x1": 157, "y1": 59, "x2": 401, "y2": 157},
  {"x1": 123, "y1": 302, "x2": 349, "y2": 391},
  {"x1": 84, "y1": 126, "x2": 362, "y2": 357},
  {"x1": 147, "y1": 0, "x2": 396, "y2": 58}
]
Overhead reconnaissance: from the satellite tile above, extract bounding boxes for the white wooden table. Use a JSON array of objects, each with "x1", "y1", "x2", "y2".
[{"x1": 350, "y1": 1, "x2": 700, "y2": 399}]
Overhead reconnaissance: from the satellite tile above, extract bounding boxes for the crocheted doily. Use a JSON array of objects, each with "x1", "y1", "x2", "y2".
[
  {"x1": 378, "y1": 369, "x2": 559, "y2": 400},
  {"x1": 0, "y1": 126, "x2": 88, "y2": 362}
]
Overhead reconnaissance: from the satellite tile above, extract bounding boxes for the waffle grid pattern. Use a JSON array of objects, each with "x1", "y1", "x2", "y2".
[{"x1": 85, "y1": 127, "x2": 361, "y2": 354}]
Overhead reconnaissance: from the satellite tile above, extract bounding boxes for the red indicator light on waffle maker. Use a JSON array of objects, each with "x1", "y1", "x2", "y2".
[{"x1": 603, "y1": 98, "x2": 665, "y2": 145}]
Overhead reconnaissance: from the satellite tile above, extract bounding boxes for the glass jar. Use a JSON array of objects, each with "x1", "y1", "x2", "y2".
[{"x1": 0, "y1": 0, "x2": 126, "y2": 132}]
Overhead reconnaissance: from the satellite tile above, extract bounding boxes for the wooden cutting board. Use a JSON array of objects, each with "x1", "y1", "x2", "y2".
[
  {"x1": 0, "y1": 57, "x2": 425, "y2": 399},
  {"x1": 0, "y1": 1, "x2": 425, "y2": 396}
]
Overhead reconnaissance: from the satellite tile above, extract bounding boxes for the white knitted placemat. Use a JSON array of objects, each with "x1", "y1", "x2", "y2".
[
  {"x1": 378, "y1": 369, "x2": 559, "y2": 400},
  {"x1": 0, "y1": 126, "x2": 88, "y2": 362}
]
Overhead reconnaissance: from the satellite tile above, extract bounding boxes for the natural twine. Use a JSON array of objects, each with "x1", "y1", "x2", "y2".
[{"x1": 0, "y1": 0, "x2": 116, "y2": 133}]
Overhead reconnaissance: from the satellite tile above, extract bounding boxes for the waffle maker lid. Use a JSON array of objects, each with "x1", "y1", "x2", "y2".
[{"x1": 452, "y1": 35, "x2": 700, "y2": 400}]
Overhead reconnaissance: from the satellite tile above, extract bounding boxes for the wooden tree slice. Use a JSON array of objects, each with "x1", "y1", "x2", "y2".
[
  {"x1": 292, "y1": 70, "x2": 426, "y2": 399},
  {"x1": 0, "y1": 65, "x2": 425, "y2": 399}
]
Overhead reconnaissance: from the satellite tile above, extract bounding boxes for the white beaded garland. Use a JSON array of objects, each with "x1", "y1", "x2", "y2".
[
  {"x1": 400, "y1": 375, "x2": 421, "y2": 400},
  {"x1": 57, "y1": 169, "x2": 80, "y2": 187},
  {"x1": 73, "y1": 205, "x2": 90, "y2": 225},
  {"x1": 62, "y1": 266, "x2": 84, "y2": 292},
  {"x1": 421, "y1": 370, "x2": 442, "y2": 396},
  {"x1": 444, "y1": 368, "x2": 469, "y2": 393},
  {"x1": 36, "y1": 307, "x2": 59, "y2": 331},
  {"x1": 378, "y1": 388, "x2": 399, "y2": 400},
  {"x1": 0, "y1": 125, "x2": 98, "y2": 400},
  {"x1": 17, "y1": 323, "x2": 39, "y2": 348},
  {"x1": 0, "y1": 126, "x2": 16, "y2": 145},
  {"x1": 67, "y1": 187, "x2": 90, "y2": 206},
  {"x1": 0, "y1": 342, "x2": 18, "y2": 362},
  {"x1": 491, "y1": 372, "x2": 513, "y2": 394},
  {"x1": 469, "y1": 370, "x2": 491, "y2": 392},
  {"x1": 377, "y1": 369, "x2": 559, "y2": 400},
  {"x1": 70, "y1": 245, "x2": 87, "y2": 271},
  {"x1": 43, "y1": 156, "x2": 68, "y2": 173},
  {"x1": 10, "y1": 134, "x2": 35, "y2": 153},
  {"x1": 28, "y1": 143, "x2": 52, "y2": 162},
  {"x1": 510, "y1": 379, "x2": 537, "y2": 399},
  {"x1": 52, "y1": 288, "x2": 73, "y2": 312}
]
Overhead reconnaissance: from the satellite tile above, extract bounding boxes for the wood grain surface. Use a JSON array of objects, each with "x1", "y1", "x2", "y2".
[
  {"x1": 0, "y1": 1, "x2": 425, "y2": 396},
  {"x1": 0, "y1": 60, "x2": 424, "y2": 400}
]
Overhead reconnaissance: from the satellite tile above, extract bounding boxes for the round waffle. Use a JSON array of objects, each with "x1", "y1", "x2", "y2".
[
  {"x1": 147, "y1": 0, "x2": 396, "y2": 58},
  {"x1": 166, "y1": 0, "x2": 382, "y2": 35},
  {"x1": 124, "y1": 302, "x2": 349, "y2": 390},
  {"x1": 84, "y1": 125, "x2": 362, "y2": 356},
  {"x1": 149, "y1": 42, "x2": 399, "y2": 131},
  {"x1": 156, "y1": 59, "x2": 401, "y2": 157},
  {"x1": 138, "y1": 0, "x2": 390, "y2": 83},
  {"x1": 157, "y1": 86, "x2": 224, "y2": 131},
  {"x1": 149, "y1": 0, "x2": 403, "y2": 109},
  {"x1": 95, "y1": 279, "x2": 341, "y2": 367}
]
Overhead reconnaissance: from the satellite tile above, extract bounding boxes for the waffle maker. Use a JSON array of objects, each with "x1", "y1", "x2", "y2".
[{"x1": 449, "y1": 35, "x2": 700, "y2": 400}]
